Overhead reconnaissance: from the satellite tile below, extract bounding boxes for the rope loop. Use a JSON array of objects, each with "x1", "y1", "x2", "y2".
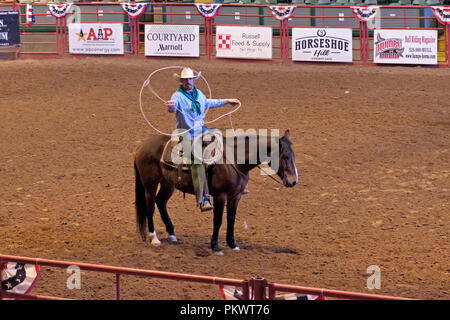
[{"x1": 139, "y1": 66, "x2": 241, "y2": 137}]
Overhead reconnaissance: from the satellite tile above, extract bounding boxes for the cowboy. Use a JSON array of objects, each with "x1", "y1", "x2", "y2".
[{"x1": 164, "y1": 67, "x2": 241, "y2": 212}]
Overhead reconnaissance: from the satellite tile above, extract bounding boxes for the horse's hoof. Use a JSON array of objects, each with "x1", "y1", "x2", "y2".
[
  {"x1": 227, "y1": 238, "x2": 239, "y2": 251},
  {"x1": 214, "y1": 250, "x2": 224, "y2": 256},
  {"x1": 151, "y1": 238, "x2": 161, "y2": 246},
  {"x1": 149, "y1": 232, "x2": 161, "y2": 246},
  {"x1": 168, "y1": 235, "x2": 177, "y2": 243}
]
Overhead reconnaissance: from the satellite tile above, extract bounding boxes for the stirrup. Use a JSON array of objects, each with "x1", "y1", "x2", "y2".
[{"x1": 200, "y1": 200, "x2": 213, "y2": 212}]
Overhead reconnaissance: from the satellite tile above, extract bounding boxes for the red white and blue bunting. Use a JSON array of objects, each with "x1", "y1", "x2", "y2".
[
  {"x1": 1, "y1": 262, "x2": 40, "y2": 297},
  {"x1": 351, "y1": 6, "x2": 380, "y2": 22},
  {"x1": 26, "y1": 4, "x2": 35, "y2": 27},
  {"x1": 431, "y1": 6, "x2": 450, "y2": 25},
  {"x1": 194, "y1": 4, "x2": 222, "y2": 19},
  {"x1": 120, "y1": 3, "x2": 148, "y2": 19},
  {"x1": 219, "y1": 285, "x2": 326, "y2": 300},
  {"x1": 48, "y1": 3, "x2": 73, "y2": 19},
  {"x1": 268, "y1": 6, "x2": 296, "y2": 21}
]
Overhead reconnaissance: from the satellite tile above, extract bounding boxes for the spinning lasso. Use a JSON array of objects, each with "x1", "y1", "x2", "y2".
[{"x1": 139, "y1": 66, "x2": 242, "y2": 137}]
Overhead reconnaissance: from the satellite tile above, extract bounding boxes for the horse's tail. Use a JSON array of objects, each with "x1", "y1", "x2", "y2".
[{"x1": 134, "y1": 161, "x2": 147, "y2": 241}]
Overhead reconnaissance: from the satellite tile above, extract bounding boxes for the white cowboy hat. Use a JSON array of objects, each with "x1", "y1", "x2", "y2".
[
  {"x1": 180, "y1": 67, "x2": 196, "y2": 79},
  {"x1": 175, "y1": 67, "x2": 202, "y2": 82}
]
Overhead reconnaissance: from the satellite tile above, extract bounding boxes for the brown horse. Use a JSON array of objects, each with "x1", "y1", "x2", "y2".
[{"x1": 134, "y1": 129, "x2": 298, "y2": 254}]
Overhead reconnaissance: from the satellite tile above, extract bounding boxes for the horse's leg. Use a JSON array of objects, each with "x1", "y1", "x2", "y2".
[
  {"x1": 135, "y1": 161, "x2": 160, "y2": 245},
  {"x1": 145, "y1": 183, "x2": 162, "y2": 246},
  {"x1": 226, "y1": 194, "x2": 242, "y2": 251},
  {"x1": 211, "y1": 194, "x2": 226, "y2": 255},
  {"x1": 155, "y1": 179, "x2": 176, "y2": 243}
]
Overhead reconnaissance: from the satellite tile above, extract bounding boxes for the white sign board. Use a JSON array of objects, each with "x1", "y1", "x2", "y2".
[
  {"x1": 145, "y1": 25, "x2": 199, "y2": 57},
  {"x1": 216, "y1": 26, "x2": 272, "y2": 60},
  {"x1": 292, "y1": 28, "x2": 353, "y2": 63},
  {"x1": 69, "y1": 23, "x2": 123, "y2": 55},
  {"x1": 374, "y1": 29, "x2": 437, "y2": 65}
]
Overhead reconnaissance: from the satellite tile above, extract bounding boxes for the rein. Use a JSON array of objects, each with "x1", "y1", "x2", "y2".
[
  {"x1": 218, "y1": 136, "x2": 285, "y2": 187},
  {"x1": 229, "y1": 163, "x2": 284, "y2": 187},
  {"x1": 257, "y1": 164, "x2": 285, "y2": 186}
]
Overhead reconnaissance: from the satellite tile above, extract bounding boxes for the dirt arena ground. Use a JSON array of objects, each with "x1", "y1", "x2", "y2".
[{"x1": 0, "y1": 57, "x2": 449, "y2": 300}]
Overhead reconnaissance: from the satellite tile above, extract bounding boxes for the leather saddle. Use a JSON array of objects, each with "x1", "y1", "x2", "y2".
[
  {"x1": 160, "y1": 135, "x2": 218, "y2": 172},
  {"x1": 160, "y1": 137, "x2": 191, "y2": 172}
]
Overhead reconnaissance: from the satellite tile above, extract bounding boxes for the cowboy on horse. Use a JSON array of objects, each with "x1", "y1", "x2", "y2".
[
  {"x1": 164, "y1": 67, "x2": 243, "y2": 212},
  {"x1": 134, "y1": 67, "x2": 298, "y2": 252}
]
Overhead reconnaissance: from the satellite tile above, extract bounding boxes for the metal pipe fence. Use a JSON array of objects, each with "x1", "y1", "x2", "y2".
[
  {"x1": 0, "y1": 254, "x2": 250, "y2": 300},
  {"x1": 0, "y1": 253, "x2": 414, "y2": 300}
]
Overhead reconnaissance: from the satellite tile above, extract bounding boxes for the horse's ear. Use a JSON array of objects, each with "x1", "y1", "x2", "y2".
[{"x1": 283, "y1": 129, "x2": 290, "y2": 139}]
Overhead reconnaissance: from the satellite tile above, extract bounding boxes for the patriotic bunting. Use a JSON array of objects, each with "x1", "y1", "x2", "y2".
[
  {"x1": 219, "y1": 285, "x2": 326, "y2": 300},
  {"x1": 26, "y1": 4, "x2": 35, "y2": 27},
  {"x1": 194, "y1": 4, "x2": 222, "y2": 19},
  {"x1": 351, "y1": 6, "x2": 380, "y2": 22},
  {"x1": 268, "y1": 6, "x2": 296, "y2": 21},
  {"x1": 1, "y1": 262, "x2": 40, "y2": 298},
  {"x1": 120, "y1": 3, "x2": 148, "y2": 19},
  {"x1": 48, "y1": 3, "x2": 73, "y2": 19},
  {"x1": 431, "y1": 6, "x2": 450, "y2": 25}
]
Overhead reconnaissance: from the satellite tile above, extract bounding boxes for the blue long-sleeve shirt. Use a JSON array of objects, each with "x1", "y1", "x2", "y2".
[{"x1": 169, "y1": 87, "x2": 227, "y2": 138}]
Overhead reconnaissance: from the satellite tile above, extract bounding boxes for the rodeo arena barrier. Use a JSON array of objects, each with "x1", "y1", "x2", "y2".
[
  {"x1": 0, "y1": 254, "x2": 414, "y2": 300},
  {"x1": 0, "y1": 1, "x2": 448, "y2": 66}
]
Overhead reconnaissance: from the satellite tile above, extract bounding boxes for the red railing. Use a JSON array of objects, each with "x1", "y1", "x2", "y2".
[
  {"x1": 1, "y1": 2, "x2": 448, "y2": 66},
  {"x1": 0, "y1": 254, "x2": 415, "y2": 300},
  {"x1": 18, "y1": 3, "x2": 60, "y2": 57},
  {"x1": 267, "y1": 282, "x2": 414, "y2": 300},
  {"x1": 0, "y1": 254, "x2": 250, "y2": 300},
  {"x1": 0, "y1": 0, "x2": 16, "y2": 10}
]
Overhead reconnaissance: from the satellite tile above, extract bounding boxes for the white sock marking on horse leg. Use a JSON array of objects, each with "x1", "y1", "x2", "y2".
[
  {"x1": 293, "y1": 161, "x2": 299, "y2": 184},
  {"x1": 149, "y1": 231, "x2": 161, "y2": 246}
]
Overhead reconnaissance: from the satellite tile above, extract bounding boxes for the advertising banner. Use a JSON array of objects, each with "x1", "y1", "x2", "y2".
[
  {"x1": 292, "y1": 28, "x2": 353, "y2": 63},
  {"x1": 374, "y1": 29, "x2": 437, "y2": 65},
  {"x1": 145, "y1": 24, "x2": 199, "y2": 57},
  {"x1": 216, "y1": 26, "x2": 272, "y2": 60},
  {"x1": 0, "y1": 11, "x2": 20, "y2": 47},
  {"x1": 68, "y1": 23, "x2": 124, "y2": 55}
]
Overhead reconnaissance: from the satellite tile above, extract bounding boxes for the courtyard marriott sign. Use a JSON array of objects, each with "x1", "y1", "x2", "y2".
[{"x1": 145, "y1": 24, "x2": 200, "y2": 57}]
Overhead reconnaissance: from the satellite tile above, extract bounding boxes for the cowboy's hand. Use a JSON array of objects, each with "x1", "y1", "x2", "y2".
[
  {"x1": 165, "y1": 100, "x2": 176, "y2": 112},
  {"x1": 227, "y1": 99, "x2": 240, "y2": 106}
]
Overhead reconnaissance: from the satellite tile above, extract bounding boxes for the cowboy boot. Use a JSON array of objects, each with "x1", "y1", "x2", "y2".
[
  {"x1": 200, "y1": 197, "x2": 213, "y2": 212},
  {"x1": 200, "y1": 165, "x2": 213, "y2": 212}
]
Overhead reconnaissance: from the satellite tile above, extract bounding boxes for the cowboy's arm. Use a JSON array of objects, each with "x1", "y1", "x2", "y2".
[
  {"x1": 206, "y1": 98, "x2": 240, "y2": 109},
  {"x1": 165, "y1": 93, "x2": 181, "y2": 113}
]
